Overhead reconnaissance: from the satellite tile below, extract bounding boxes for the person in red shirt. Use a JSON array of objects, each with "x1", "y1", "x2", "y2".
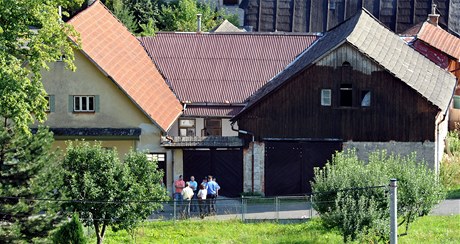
[{"x1": 174, "y1": 175, "x2": 185, "y2": 202}]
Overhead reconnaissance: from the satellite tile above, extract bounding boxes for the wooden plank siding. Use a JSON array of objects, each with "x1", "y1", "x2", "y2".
[
  {"x1": 244, "y1": 0, "x2": 453, "y2": 34},
  {"x1": 238, "y1": 44, "x2": 439, "y2": 141}
]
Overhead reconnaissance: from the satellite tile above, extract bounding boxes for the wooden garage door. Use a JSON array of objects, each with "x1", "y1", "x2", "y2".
[
  {"x1": 183, "y1": 148, "x2": 243, "y2": 197},
  {"x1": 264, "y1": 140, "x2": 342, "y2": 196}
]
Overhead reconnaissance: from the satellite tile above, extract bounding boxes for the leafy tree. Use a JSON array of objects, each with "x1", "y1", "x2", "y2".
[
  {"x1": 0, "y1": 0, "x2": 83, "y2": 242},
  {"x1": 60, "y1": 142, "x2": 167, "y2": 244},
  {"x1": 312, "y1": 150, "x2": 444, "y2": 242},
  {"x1": 109, "y1": 0, "x2": 138, "y2": 33},
  {"x1": 139, "y1": 18, "x2": 157, "y2": 36},
  {"x1": 158, "y1": 0, "x2": 239, "y2": 32}
]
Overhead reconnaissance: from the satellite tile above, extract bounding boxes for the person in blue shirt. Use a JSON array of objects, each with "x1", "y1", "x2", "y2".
[{"x1": 206, "y1": 175, "x2": 220, "y2": 215}]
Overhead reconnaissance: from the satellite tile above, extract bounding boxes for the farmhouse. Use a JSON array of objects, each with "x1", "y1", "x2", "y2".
[
  {"x1": 232, "y1": 9, "x2": 457, "y2": 196},
  {"x1": 40, "y1": 1, "x2": 182, "y2": 189}
]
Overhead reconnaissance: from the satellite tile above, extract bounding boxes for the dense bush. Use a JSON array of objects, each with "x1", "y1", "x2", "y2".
[
  {"x1": 442, "y1": 131, "x2": 460, "y2": 193},
  {"x1": 52, "y1": 214, "x2": 86, "y2": 244},
  {"x1": 312, "y1": 150, "x2": 444, "y2": 242}
]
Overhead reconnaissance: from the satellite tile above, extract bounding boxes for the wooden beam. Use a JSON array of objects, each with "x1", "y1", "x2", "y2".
[
  {"x1": 291, "y1": 0, "x2": 296, "y2": 32},
  {"x1": 307, "y1": 0, "x2": 312, "y2": 32},
  {"x1": 395, "y1": 0, "x2": 399, "y2": 32},
  {"x1": 275, "y1": 0, "x2": 279, "y2": 31},
  {"x1": 258, "y1": 0, "x2": 262, "y2": 31}
]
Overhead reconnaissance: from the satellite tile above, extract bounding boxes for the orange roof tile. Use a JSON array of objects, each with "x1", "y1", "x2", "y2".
[
  {"x1": 67, "y1": 1, "x2": 182, "y2": 132},
  {"x1": 417, "y1": 22, "x2": 460, "y2": 60}
]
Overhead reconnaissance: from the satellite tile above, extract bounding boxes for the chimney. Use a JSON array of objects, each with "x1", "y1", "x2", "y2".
[
  {"x1": 197, "y1": 14, "x2": 202, "y2": 33},
  {"x1": 88, "y1": 0, "x2": 97, "y2": 5},
  {"x1": 428, "y1": 3, "x2": 440, "y2": 26}
]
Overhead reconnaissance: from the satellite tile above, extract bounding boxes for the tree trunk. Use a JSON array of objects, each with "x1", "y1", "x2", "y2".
[{"x1": 94, "y1": 222, "x2": 104, "y2": 244}]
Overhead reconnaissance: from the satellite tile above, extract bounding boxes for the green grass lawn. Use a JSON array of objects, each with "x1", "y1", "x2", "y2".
[{"x1": 89, "y1": 215, "x2": 460, "y2": 244}]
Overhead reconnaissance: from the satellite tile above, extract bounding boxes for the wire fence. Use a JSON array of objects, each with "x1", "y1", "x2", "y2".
[{"x1": 0, "y1": 184, "x2": 389, "y2": 223}]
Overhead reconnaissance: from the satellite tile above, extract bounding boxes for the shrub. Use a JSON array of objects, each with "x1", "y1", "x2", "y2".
[
  {"x1": 312, "y1": 150, "x2": 444, "y2": 242},
  {"x1": 52, "y1": 214, "x2": 86, "y2": 244}
]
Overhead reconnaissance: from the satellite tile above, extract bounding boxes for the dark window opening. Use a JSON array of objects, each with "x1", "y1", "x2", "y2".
[
  {"x1": 204, "y1": 118, "x2": 222, "y2": 136},
  {"x1": 340, "y1": 84, "x2": 353, "y2": 107},
  {"x1": 223, "y1": 0, "x2": 239, "y2": 5}
]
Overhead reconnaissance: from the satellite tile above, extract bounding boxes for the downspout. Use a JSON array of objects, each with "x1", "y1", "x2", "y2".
[
  {"x1": 232, "y1": 122, "x2": 255, "y2": 193},
  {"x1": 435, "y1": 111, "x2": 446, "y2": 177}
]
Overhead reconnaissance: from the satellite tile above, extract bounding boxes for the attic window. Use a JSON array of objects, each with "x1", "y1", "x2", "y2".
[
  {"x1": 342, "y1": 61, "x2": 351, "y2": 67},
  {"x1": 73, "y1": 96, "x2": 95, "y2": 112},
  {"x1": 321, "y1": 89, "x2": 332, "y2": 106},
  {"x1": 361, "y1": 90, "x2": 371, "y2": 107},
  {"x1": 340, "y1": 84, "x2": 353, "y2": 107}
]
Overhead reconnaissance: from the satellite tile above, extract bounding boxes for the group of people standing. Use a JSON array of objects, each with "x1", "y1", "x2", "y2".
[{"x1": 173, "y1": 174, "x2": 220, "y2": 218}]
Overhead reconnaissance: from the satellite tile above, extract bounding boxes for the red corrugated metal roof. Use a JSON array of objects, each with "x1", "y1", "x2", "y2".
[
  {"x1": 183, "y1": 106, "x2": 243, "y2": 117},
  {"x1": 417, "y1": 22, "x2": 460, "y2": 60},
  {"x1": 67, "y1": 1, "x2": 182, "y2": 132},
  {"x1": 139, "y1": 32, "x2": 319, "y2": 104}
]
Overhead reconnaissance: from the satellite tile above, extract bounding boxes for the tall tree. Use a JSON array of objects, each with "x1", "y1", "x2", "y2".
[
  {"x1": 158, "y1": 0, "x2": 238, "y2": 32},
  {"x1": 0, "y1": 0, "x2": 83, "y2": 242},
  {"x1": 60, "y1": 142, "x2": 167, "y2": 244}
]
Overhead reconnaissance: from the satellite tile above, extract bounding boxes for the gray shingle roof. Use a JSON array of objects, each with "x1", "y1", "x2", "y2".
[
  {"x1": 161, "y1": 136, "x2": 243, "y2": 148},
  {"x1": 235, "y1": 9, "x2": 456, "y2": 119}
]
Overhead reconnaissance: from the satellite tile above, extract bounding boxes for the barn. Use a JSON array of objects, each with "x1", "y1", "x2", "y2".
[{"x1": 232, "y1": 9, "x2": 457, "y2": 196}]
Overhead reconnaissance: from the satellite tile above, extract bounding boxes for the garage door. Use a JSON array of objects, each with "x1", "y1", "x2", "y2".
[
  {"x1": 264, "y1": 140, "x2": 342, "y2": 196},
  {"x1": 183, "y1": 148, "x2": 243, "y2": 197}
]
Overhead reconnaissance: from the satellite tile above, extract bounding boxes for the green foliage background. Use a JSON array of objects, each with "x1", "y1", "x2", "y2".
[{"x1": 103, "y1": 0, "x2": 240, "y2": 34}]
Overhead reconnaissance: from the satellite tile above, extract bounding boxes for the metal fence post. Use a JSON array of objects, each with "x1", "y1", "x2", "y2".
[
  {"x1": 390, "y1": 179, "x2": 398, "y2": 244},
  {"x1": 173, "y1": 200, "x2": 177, "y2": 221},
  {"x1": 310, "y1": 195, "x2": 313, "y2": 218},
  {"x1": 241, "y1": 196, "x2": 248, "y2": 222},
  {"x1": 275, "y1": 197, "x2": 279, "y2": 221}
]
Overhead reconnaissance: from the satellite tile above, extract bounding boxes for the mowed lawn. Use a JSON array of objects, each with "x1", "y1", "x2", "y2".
[{"x1": 89, "y1": 215, "x2": 460, "y2": 243}]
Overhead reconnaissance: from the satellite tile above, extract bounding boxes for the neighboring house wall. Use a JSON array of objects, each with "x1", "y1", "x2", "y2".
[{"x1": 242, "y1": 0, "x2": 459, "y2": 33}]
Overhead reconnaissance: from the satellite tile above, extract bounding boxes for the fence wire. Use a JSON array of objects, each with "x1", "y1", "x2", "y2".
[{"x1": 0, "y1": 184, "x2": 388, "y2": 222}]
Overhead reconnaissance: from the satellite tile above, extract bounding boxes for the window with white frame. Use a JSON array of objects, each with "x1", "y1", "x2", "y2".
[
  {"x1": 73, "y1": 96, "x2": 95, "y2": 112},
  {"x1": 146, "y1": 153, "x2": 166, "y2": 162},
  {"x1": 179, "y1": 118, "x2": 196, "y2": 136},
  {"x1": 321, "y1": 89, "x2": 331, "y2": 106}
]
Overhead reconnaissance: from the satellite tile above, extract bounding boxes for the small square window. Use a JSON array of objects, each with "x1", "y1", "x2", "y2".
[
  {"x1": 73, "y1": 96, "x2": 95, "y2": 112},
  {"x1": 179, "y1": 119, "x2": 196, "y2": 136},
  {"x1": 321, "y1": 89, "x2": 331, "y2": 106}
]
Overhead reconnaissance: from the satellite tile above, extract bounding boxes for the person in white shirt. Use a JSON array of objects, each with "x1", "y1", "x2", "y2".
[
  {"x1": 181, "y1": 182, "x2": 194, "y2": 219},
  {"x1": 197, "y1": 183, "x2": 207, "y2": 218}
]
